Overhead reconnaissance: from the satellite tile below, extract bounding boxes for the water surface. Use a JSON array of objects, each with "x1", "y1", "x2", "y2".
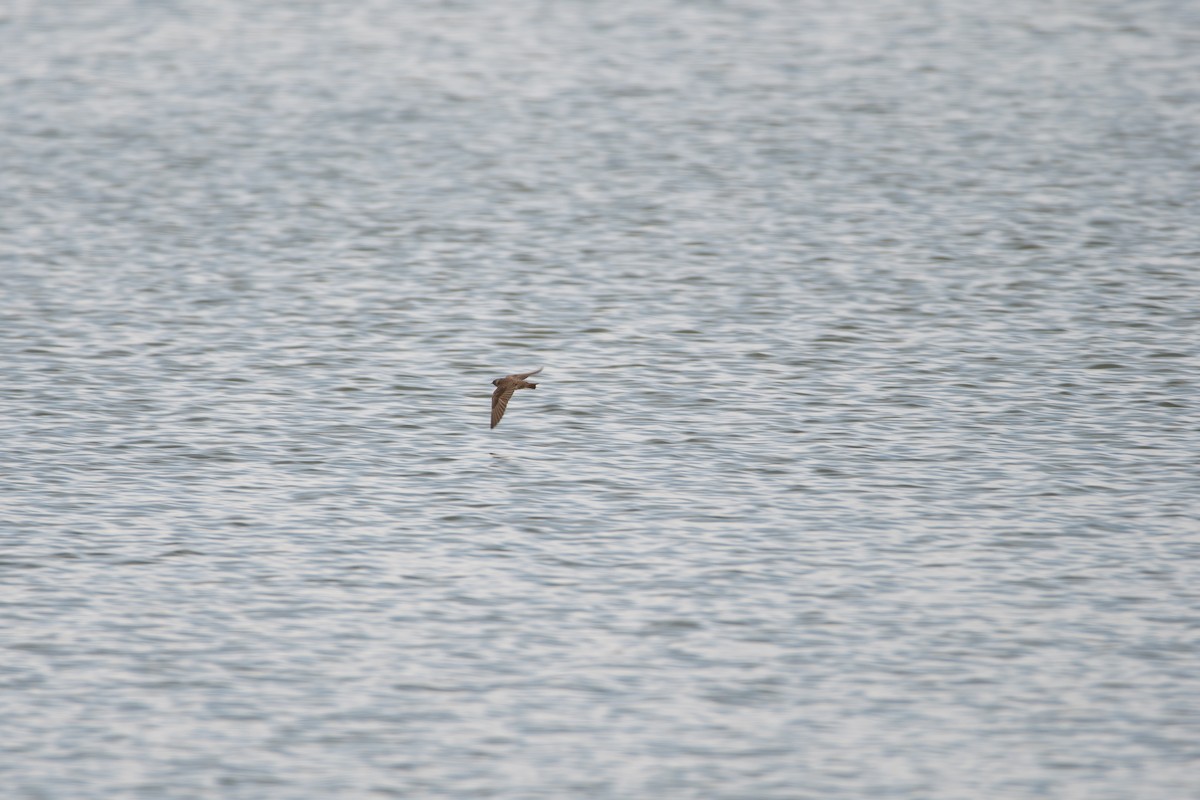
[{"x1": 1, "y1": 1, "x2": 1198, "y2": 797}]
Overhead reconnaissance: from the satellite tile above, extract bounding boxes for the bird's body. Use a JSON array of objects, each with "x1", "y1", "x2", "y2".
[{"x1": 490, "y1": 367, "x2": 543, "y2": 429}]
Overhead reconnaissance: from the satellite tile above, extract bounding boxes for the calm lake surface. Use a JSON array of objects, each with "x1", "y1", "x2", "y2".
[{"x1": 2, "y1": 1, "x2": 1198, "y2": 797}]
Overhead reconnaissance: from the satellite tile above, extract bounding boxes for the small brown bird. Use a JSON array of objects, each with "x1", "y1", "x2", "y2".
[{"x1": 490, "y1": 367, "x2": 543, "y2": 429}]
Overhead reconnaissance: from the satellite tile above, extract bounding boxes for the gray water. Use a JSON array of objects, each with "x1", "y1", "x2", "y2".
[{"x1": 2, "y1": 1, "x2": 1198, "y2": 797}]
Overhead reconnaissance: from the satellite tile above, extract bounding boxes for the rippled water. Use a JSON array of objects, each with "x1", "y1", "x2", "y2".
[{"x1": 2, "y1": 1, "x2": 1198, "y2": 797}]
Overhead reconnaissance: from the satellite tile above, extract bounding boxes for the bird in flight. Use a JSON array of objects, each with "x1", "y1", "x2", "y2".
[{"x1": 490, "y1": 367, "x2": 543, "y2": 429}]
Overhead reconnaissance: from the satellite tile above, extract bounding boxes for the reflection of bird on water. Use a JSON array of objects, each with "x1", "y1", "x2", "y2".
[{"x1": 490, "y1": 367, "x2": 543, "y2": 429}]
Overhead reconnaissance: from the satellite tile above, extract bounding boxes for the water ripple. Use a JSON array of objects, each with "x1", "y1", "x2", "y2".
[{"x1": 2, "y1": 0, "x2": 1199, "y2": 798}]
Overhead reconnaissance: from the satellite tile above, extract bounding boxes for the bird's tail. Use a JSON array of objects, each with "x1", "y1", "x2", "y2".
[{"x1": 522, "y1": 382, "x2": 538, "y2": 390}]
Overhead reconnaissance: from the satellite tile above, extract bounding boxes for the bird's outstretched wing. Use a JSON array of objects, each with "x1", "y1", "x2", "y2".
[
  {"x1": 508, "y1": 367, "x2": 543, "y2": 380},
  {"x1": 491, "y1": 386, "x2": 516, "y2": 429}
]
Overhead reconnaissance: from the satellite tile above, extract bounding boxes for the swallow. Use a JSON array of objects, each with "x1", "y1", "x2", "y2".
[{"x1": 490, "y1": 367, "x2": 543, "y2": 429}]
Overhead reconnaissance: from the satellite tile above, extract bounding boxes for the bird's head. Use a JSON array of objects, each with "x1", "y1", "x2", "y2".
[{"x1": 491, "y1": 378, "x2": 502, "y2": 387}]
